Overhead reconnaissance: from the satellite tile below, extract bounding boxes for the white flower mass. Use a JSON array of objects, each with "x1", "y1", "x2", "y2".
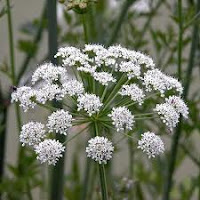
[
  {"x1": 35, "y1": 139, "x2": 65, "y2": 165},
  {"x1": 11, "y1": 44, "x2": 189, "y2": 163},
  {"x1": 47, "y1": 109, "x2": 73, "y2": 135},
  {"x1": 86, "y1": 136, "x2": 114, "y2": 164},
  {"x1": 11, "y1": 86, "x2": 36, "y2": 112},
  {"x1": 77, "y1": 93, "x2": 103, "y2": 116},
  {"x1": 119, "y1": 83, "x2": 145, "y2": 105},
  {"x1": 20, "y1": 122, "x2": 46, "y2": 147},
  {"x1": 138, "y1": 132, "x2": 165, "y2": 158},
  {"x1": 92, "y1": 72, "x2": 116, "y2": 86},
  {"x1": 109, "y1": 107, "x2": 135, "y2": 132},
  {"x1": 154, "y1": 103, "x2": 180, "y2": 132},
  {"x1": 32, "y1": 63, "x2": 68, "y2": 84},
  {"x1": 62, "y1": 79, "x2": 84, "y2": 96}
]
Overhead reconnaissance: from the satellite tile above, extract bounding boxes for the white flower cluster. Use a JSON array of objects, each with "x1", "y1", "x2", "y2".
[
  {"x1": 47, "y1": 109, "x2": 73, "y2": 135},
  {"x1": 109, "y1": 107, "x2": 135, "y2": 132},
  {"x1": 154, "y1": 95, "x2": 189, "y2": 131},
  {"x1": 154, "y1": 103, "x2": 180, "y2": 131},
  {"x1": 11, "y1": 44, "x2": 188, "y2": 163},
  {"x1": 86, "y1": 136, "x2": 114, "y2": 164},
  {"x1": 165, "y1": 95, "x2": 189, "y2": 119},
  {"x1": 62, "y1": 80, "x2": 84, "y2": 96},
  {"x1": 20, "y1": 122, "x2": 46, "y2": 147},
  {"x1": 92, "y1": 72, "x2": 116, "y2": 86},
  {"x1": 35, "y1": 83, "x2": 64, "y2": 104},
  {"x1": 77, "y1": 93, "x2": 103, "y2": 116},
  {"x1": 143, "y1": 69, "x2": 183, "y2": 96},
  {"x1": 11, "y1": 86, "x2": 36, "y2": 112},
  {"x1": 119, "y1": 61, "x2": 141, "y2": 79},
  {"x1": 32, "y1": 63, "x2": 68, "y2": 84},
  {"x1": 35, "y1": 139, "x2": 65, "y2": 165},
  {"x1": 119, "y1": 84, "x2": 145, "y2": 105},
  {"x1": 138, "y1": 132, "x2": 165, "y2": 158}
]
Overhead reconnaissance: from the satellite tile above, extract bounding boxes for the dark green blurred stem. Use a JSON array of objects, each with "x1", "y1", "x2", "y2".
[
  {"x1": 94, "y1": 122, "x2": 108, "y2": 200},
  {"x1": 6, "y1": 0, "x2": 30, "y2": 199},
  {"x1": 82, "y1": 14, "x2": 89, "y2": 43},
  {"x1": 128, "y1": 139, "x2": 134, "y2": 199},
  {"x1": 162, "y1": 1, "x2": 200, "y2": 200},
  {"x1": 178, "y1": 0, "x2": 183, "y2": 80},
  {"x1": 0, "y1": 104, "x2": 7, "y2": 200},
  {"x1": 17, "y1": 1, "x2": 47, "y2": 84},
  {"x1": 107, "y1": 0, "x2": 135, "y2": 46},
  {"x1": 199, "y1": 172, "x2": 200, "y2": 200},
  {"x1": 47, "y1": 1, "x2": 65, "y2": 200},
  {"x1": 98, "y1": 165, "x2": 108, "y2": 200}
]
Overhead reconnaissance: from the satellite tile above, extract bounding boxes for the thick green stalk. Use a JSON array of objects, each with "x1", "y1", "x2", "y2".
[
  {"x1": 162, "y1": 1, "x2": 200, "y2": 199},
  {"x1": 6, "y1": 0, "x2": 31, "y2": 199},
  {"x1": 98, "y1": 165, "x2": 108, "y2": 200},
  {"x1": 82, "y1": 14, "x2": 89, "y2": 43},
  {"x1": 178, "y1": 0, "x2": 183, "y2": 80},
  {"x1": 0, "y1": 103, "x2": 7, "y2": 200},
  {"x1": 47, "y1": 1, "x2": 65, "y2": 200},
  {"x1": 94, "y1": 122, "x2": 108, "y2": 200}
]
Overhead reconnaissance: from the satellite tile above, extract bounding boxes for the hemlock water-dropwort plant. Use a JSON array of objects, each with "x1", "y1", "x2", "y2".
[
  {"x1": 11, "y1": 44, "x2": 188, "y2": 197},
  {"x1": 11, "y1": 44, "x2": 189, "y2": 164}
]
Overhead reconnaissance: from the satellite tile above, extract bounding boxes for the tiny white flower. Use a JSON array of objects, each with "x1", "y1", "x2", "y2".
[
  {"x1": 86, "y1": 136, "x2": 114, "y2": 164},
  {"x1": 154, "y1": 103, "x2": 180, "y2": 131},
  {"x1": 32, "y1": 63, "x2": 68, "y2": 84},
  {"x1": 47, "y1": 109, "x2": 73, "y2": 135},
  {"x1": 165, "y1": 95, "x2": 189, "y2": 119},
  {"x1": 62, "y1": 80, "x2": 84, "y2": 96},
  {"x1": 109, "y1": 106, "x2": 135, "y2": 132},
  {"x1": 138, "y1": 132, "x2": 165, "y2": 158},
  {"x1": 119, "y1": 61, "x2": 141, "y2": 79},
  {"x1": 143, "y1": 69, "x2": 183, "y2": 96},
  {"x1": 92, "y1": 72, "x2": 116, "y2": 86},
  {"x1": 77, "y1": 93, "x2": 103, "y2": 116},
  {"x1": 35, "y1": 139, "x2": 65, "y2": 165},
  {"x1": 119, "y1": 84, "x2": 145, "y2": 105},
  {"x1": 77, "y1": 64, "x2": 97, "y2": 74},
  {"x1": 11, "y1": 86, "x2": 36, "y2": 112},
  {"x1": 35, "y1": 84, "x2": 64, "y2": 104},
  {"x1": 55, "y1": 46, "x2": 91, "y2": 67},
  {"x1": 20, "y1": 122, "x2": 46, "y2": 147}
]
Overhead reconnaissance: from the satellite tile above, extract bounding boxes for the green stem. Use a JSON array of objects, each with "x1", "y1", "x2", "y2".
[
  {"x1": 128, "y1": 139, "x2": 134, "y2": 199},
  {"x1": 178, "y1": 0, "x2": 183, "y2": 80},
  {"x1": 6, "y1": 1, "x2": 29, "y2": 199},
  {"x1": 107, "y1": 0, "x2": 136, "y2": 46},
  {"x1": 82, "y1": 14, "x2": 88, "y2": 43},
  {"x1": 94, "y1": 122, "x2": 108, "y2": 200},
  {"x1": 98, "y1": 165, "x2": 108, "y2": 200},
  {"x1": 6, "y1": 0, "x2": 16, "y2": 85},
  {"x1": 162, "y1": 1, "x2": 200, "y2": 199}
]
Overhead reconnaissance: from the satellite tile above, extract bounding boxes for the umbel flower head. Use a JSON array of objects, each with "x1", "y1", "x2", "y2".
[
  {"x1": 11, "y1": 44, "x2": 189, "y2": 164},
  {"x1": 35, "y1": 139, "x2": 65, "y2": 165},
  {"x1": 138, "y1": 132, "x2": 165, "y2": 158},
  {"x1": 20, "y1": 122, "x2": 46, "y2": 147},
  {"x1": 86, "y1": 136, "x2": 114, "y2": 164},
  {"x1": 47, "y1": 109, "x2": 73, "y2": 135}
]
